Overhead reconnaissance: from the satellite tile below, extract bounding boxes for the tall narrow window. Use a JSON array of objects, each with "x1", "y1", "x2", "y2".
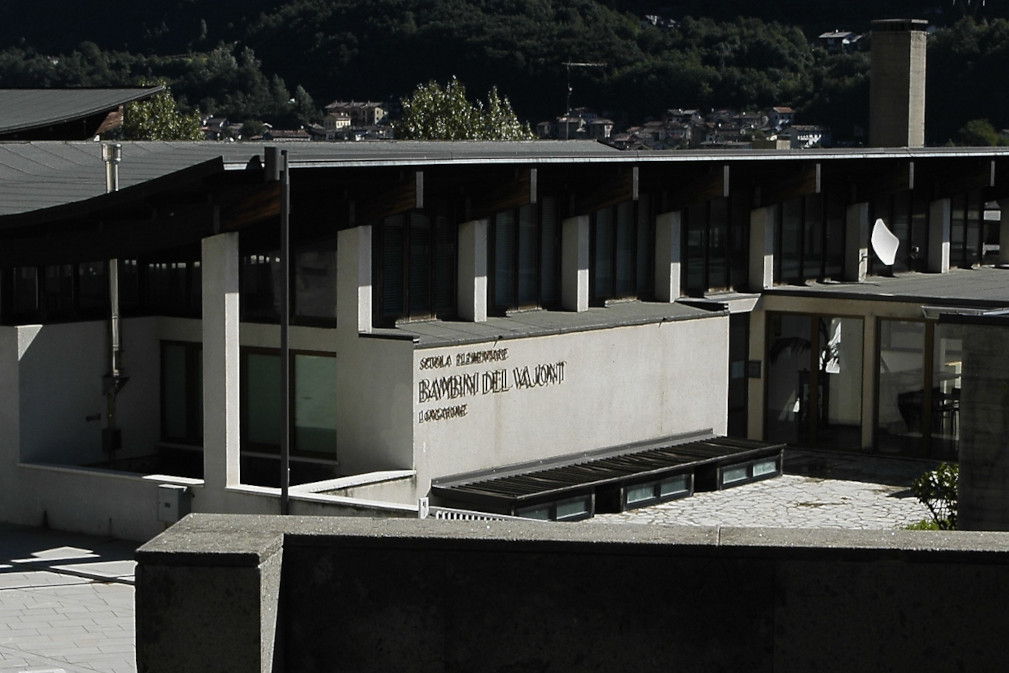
[
  {"x1": 375, "y1": 209, "x2": 457, "y2": 325},
  {"x1": 161, "y1": 341, "x2": 203, "y2": 445},
  {"x1": 591, "y1": 200, "x2": 651, "y2": 303}
]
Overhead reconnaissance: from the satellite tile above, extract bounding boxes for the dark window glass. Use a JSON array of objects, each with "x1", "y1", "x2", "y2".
[
  {"x1": 241, "y1": 252, "x2": 281, "y2": 322},
  {"x1": 375, "y1": 209, "x2": 457, "y2": 325},
  {"x1": 77, "y1": 261, "x2": 107, "y2": 315},
  {"x1": 540, "y1": 198, "x2": 560, "y2": 307},
  {"x1": 160, "y1": 341, "x2": 202, "y2": 445},
  {"x1": 12, "y1": 267, "x2": 39, "y2": 320},
  {"x1": 294, "y1": 240, "x2": 337, "y2": 324}
]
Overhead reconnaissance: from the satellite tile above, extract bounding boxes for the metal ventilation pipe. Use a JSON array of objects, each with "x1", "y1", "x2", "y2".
[
  {"x1": 102, "y1": 143, "x2": 127, "y2": 464},
  {"x1": 103, "y1": 142, "x2": 122, "y2": 194}
]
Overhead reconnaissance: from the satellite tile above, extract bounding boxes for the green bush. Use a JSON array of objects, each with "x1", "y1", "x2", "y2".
[{"x1": 911, "y1": 463, "x2": 958, "y2": 530}]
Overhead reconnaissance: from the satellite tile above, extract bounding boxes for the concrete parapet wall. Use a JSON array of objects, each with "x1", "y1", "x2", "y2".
[{"x1": 136, "y1": 514, "x2": 1009, "y2": 673}]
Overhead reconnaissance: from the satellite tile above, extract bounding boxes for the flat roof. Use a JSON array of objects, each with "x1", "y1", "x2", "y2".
[
  {"x1": 378, "y1": 300, "x2": 723, "y2": 347},
  {"x1": 764, "y1": 267, "x2": 1009, "y2": 307},
  {"x1": 3, "y1": 140, "x2": 1009, "y2": 219},
  {"x1": 0, "y1": 87, "x2": 164, "y2": 136}
]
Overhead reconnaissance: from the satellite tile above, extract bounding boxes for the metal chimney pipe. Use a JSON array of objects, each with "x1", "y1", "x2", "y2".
[{"x1": 103, "y1": 142, "x2": 122, "y2": 193}]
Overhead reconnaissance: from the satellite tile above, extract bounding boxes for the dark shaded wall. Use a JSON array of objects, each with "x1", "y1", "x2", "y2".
[{"x1": 137, "y1": 514, "x2": 1009, "y2": 673}]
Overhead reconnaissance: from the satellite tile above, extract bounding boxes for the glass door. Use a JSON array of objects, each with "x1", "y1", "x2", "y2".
[{"x1": 765, "y1": 313, "x2": 863, "y2": 449}]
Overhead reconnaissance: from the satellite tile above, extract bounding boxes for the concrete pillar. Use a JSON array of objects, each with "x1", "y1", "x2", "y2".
[
  {"x1": 654, "y1": 210, "x2": 682, "y2": 302},
  {"x1": 562, "y1": 215, "x2": 589, "y2": 312},
  {"x1": 928, "y1": 198, "x2": 951, "y2": 273},
  {"x1": 748, "y1": 205, "x2": 776, "y2": 291},
  {"x1": 202, "y1": 232, "x2": 241, "y2": 491},
  {"x1": 959, "y1": 323, "x2": 1009, "y2": 530},
  {"x1": 845, "y1": 202, "x2": 869, "y2": 282},
  {"x1": 337, "y1": 225, "x2": 373, "y2": 333},
  {"x1": 746, "y1": 310, "x2": 766, "y2": 440},
  {"x1": 860, "y1": 317, "x2": 877, "y2": 451},
  {"x1": 0, "y1": 327, "x2": 22, "y2": 519},
  {"x1": 457, "y1": 219, "x2": 488, "y2": 322},
  {"x1": 998, "y1": 199, "x2": 1009, "y2": 267}
]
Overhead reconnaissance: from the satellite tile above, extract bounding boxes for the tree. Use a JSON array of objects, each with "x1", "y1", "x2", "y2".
[
  {"x1": 396, "y1": 77, "x2": 534, "y2": 140},
  {"x1": 953, "y1": 118, "x2": 1005, "y2": 146},
  {"x1": 122, "y1": 85, "x2": 203, "y2": 140}
]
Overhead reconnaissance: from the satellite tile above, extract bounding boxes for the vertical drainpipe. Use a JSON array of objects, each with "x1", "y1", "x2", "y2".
[{"x1": 102, "y1": 143, "x2": 124, "y2": 466}]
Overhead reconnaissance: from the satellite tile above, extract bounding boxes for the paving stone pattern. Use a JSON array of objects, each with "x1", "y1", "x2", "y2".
[{"x1": 0, "y1": 528, "x2": 136, "y2": 673}]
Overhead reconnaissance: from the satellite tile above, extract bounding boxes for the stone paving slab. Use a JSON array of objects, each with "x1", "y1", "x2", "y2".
[
  {"x1": 591, "y1": 474, "x2": 933, "y2": 529},
  {"x1": 0, "y1": 524, "x2": 137, "y2": 673}
]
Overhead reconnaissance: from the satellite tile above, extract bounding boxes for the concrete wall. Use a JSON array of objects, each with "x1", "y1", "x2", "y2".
[
  {"x1": 413, "y1": 315, "x2": 728, "y2": 489},
  {"x1": 137, "y1": 514, "x2": 1009, "y2": 673},
  {"x1": 958, "y1": 322, "x2": 1009, "y2": 530}
]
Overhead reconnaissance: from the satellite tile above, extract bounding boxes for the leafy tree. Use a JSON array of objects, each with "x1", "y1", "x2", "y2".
[
  {"x1": 122, "y1": 85, "x2": 203, "y2": 141},
  {"x1": 396, "y1": 77, "x2": 534, "y2": 140},
  {"x1": 954, "y1": 118, "x2": 1005, "y2": 146}
]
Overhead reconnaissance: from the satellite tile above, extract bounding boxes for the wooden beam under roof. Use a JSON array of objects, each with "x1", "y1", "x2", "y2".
[
  {"x1": 819, "y1": 157, "x2": 913, "y2": 203},
  {"x1": 352, "y1": 169, "x2": 423, "y2": 226},
  {"x1": 640, "y1": 163, "x2": 729, "y2": 211},
  {"x1": 914, "y1": 156, "x2": 995, "y2": 201},
  {"x1": 536, "y1": 164, "x2": 637, "y2": 215},
  {"x1": 743, "y1": 160, "x2": 820, "y2": 207},
  {"x1": 466, "y1": 168, "x2": 537, "y2": 221},
  {"x1": 0, "y1": 203, "x2": 218, "y2": 266}
]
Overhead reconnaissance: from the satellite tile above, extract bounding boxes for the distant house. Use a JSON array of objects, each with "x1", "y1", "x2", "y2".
[
  {"x1": 781, "y1": 125, "x2": 831, "y2": 149},
  {"x1": 323, "y1": 100, "x2": 387, "y2": 127},
  {"x1": 322, "y1": 111, "x2": 352, "y2": 140},
  {"x1": 770, "y1": 107, "x2": 795, "y2": 130},
  {"x1": 818, "y1": 30, "x2": 863, "y2": 54},
  {"x1": 203, "y1": 117, "x2": 230, "y2": 141},
  {"x1": 588, "y1": 118, "x2": 614, "y2": 140}
]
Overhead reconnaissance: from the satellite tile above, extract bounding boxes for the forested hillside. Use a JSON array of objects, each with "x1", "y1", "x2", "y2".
[{"x1": 1, "y1": 0, "x2": 1007, "y2": 144}]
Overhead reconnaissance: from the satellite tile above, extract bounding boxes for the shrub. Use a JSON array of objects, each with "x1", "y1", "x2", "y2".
[{"x1": 911, "y1": 463, "x2": 958, "y2": 530}]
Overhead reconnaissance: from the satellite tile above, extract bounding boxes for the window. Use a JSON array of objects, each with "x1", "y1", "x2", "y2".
[
  {"x1": 240, "y1": 348, "x2": 338, "y2": 459},
  {"x1": 949, "y1": 190, "x2": 989, "y2": 270},
  {"x1": 240, "y1": 237, "x2": 337, "y2": 326},
  {"x1": 776, "y1": 190, "x2": 848, "y2": 284},
  {"x1": 683, "y1": 195, "x2": 749, "y2": 296},
  {"x1": 870, "y1": 191, "x2": 928, "y2": 274},
  {"x1": 489, "y1": 198, "x2": 560, "y2": 312},
  {"x1": 590, "y1": 197, "x2": 653, "y2": 303},
  {"x1": 145, "y1": 250, "x2": 201, "y2": 317},
  {"x1": 374, "y1": 208, "x2": 457, "y2": 325},
  {"x1": 161, "y1": 341, "x2": 203, "y2": 446}
]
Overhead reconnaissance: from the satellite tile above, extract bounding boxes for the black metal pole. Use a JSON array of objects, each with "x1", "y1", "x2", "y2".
[{"x1": 280, "y1": 149, "x2": 291, "y2": 515}]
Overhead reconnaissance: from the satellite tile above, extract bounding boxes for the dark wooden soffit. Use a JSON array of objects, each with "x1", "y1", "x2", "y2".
[
  {"x1": 914, "y1": 156, "x2": 996, "y2": 201},
  {"x1": 640, "y1": 163, "x2": 729, "y2": 211},
  {"x1": 536, "y1": 164, "x2": 637, "y2": 214},
  {"x1": 819, "y1": 158, "x2": 913, "y2": 203},
  {"x1": 422, "y1": 166, "x2": 537, "y2": 221},
  {"x1": 737, "y1": 161, "x2": 820, "y2": 208},
  {"x1": 350, "y1": 169, "x2": 424, "y2": 226}
]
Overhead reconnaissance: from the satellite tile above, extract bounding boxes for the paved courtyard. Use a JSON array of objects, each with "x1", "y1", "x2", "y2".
[
  {"x1": 0, "y1": 449, "x2": 941, "y2": 672},
  {"x1": 590, "y1": 449, "x2": 938, "y2": 529},
  {"x1": 0, "y1": 527, "x2": 136, "y2": 673}
]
